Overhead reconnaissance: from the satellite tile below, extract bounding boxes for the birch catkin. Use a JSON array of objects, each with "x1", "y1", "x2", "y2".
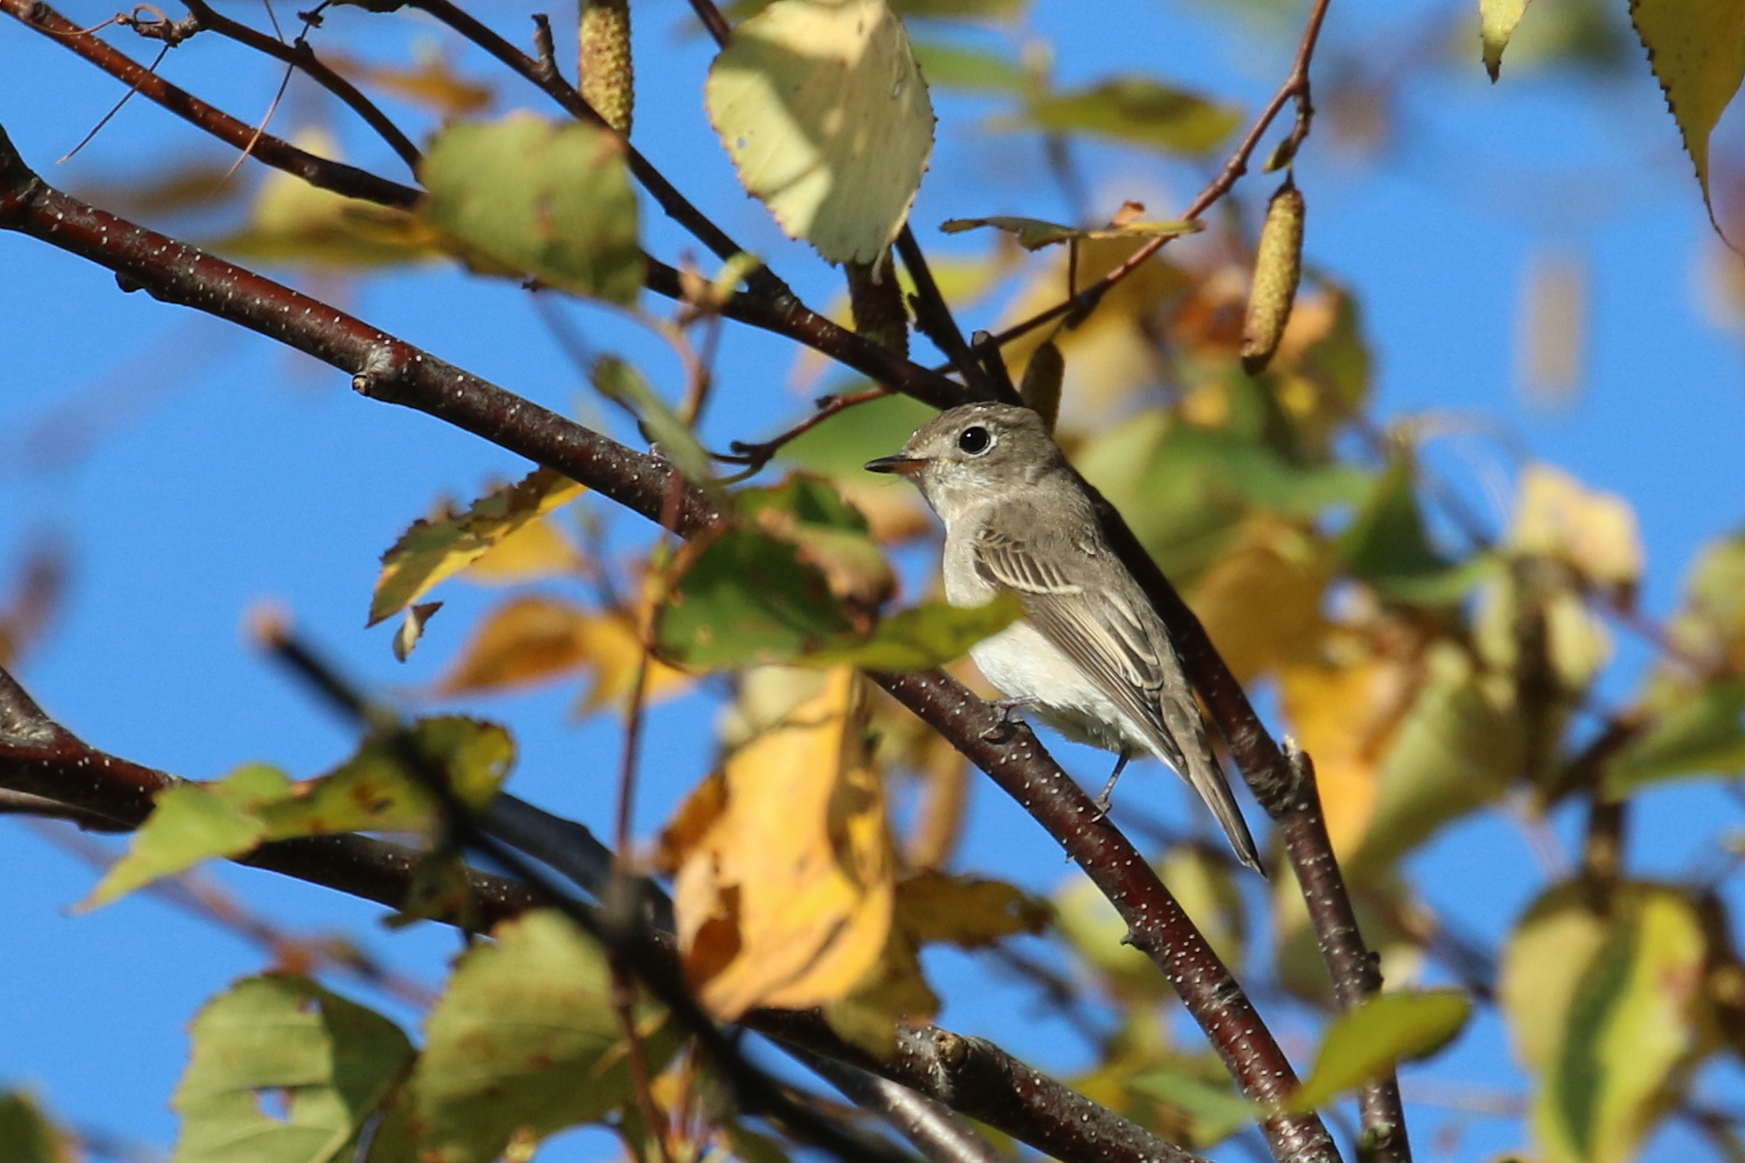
[
  {"x1": 1019, "y1": 340, "x2": 1064, "y2": 432},
  {"x1": 1240, "y1": 178, "x2": 1305, "y2": 375},
  {"x1": 580, "y1": 0, "x2": 633, "y2": 135}
]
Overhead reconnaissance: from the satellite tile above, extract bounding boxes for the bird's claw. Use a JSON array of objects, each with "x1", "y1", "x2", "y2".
[{"x1": 980, "y1": 697, "x2": 1034, "y2": 742}]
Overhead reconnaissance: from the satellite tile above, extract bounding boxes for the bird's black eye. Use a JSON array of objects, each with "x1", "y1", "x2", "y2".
[{"x1": 958, "y1": 425, "x2": 993, "y2": 455}]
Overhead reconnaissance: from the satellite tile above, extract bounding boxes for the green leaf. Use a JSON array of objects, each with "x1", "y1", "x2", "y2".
[
  {"x1": 370, "y1": 467, "x2": 584, "y2": 626},
  {"x1": 1628, "y1": 0, "x2": 1745, "y2": 225},
  {"x1": 810, "y1": 594, "x2": 1021, "y2": 669},
  {"x1": 659, "y1": 527, "x2": 856, "y2": 667},
  {"x1": 1606, "y1": 678, "x2": 1745, "y2": 796},
  {"x1": 82, "y1": 765, "x2": 285, "y2": 908},
  {"x1": 0, "y1": 1092, "x2": 73, "y2": 1163},
  {"x1": 911, "y1": 41, "x2": 1026, "y2": 93},
  {"x1": 1481, "y1": 0, "x2": 1533, "y2": 80},
  {"x1": 1351, "y1": 641, "x2": 1519, "y2": 875},
  {"x1": 1285, "y1": 991, "x2": 1471, "y2": 1112},
  {"x1": 706, "y1": 0, "x2": 936, "y2": 264},
  {"x1": 940, "y1": 214, "x2": 1202, "y2": 251},
  {"x1": 1017, "y1": 76, "x2": 1239, "y2": 154},
  {"x1": 1531, "y1": 888, "x2": 1713, "y2": 1163},
  {"x1": 1127, "y1": 1069, "x2": 1257, "y2": 1147},
  {"x1": 418, "y1": 112, "x2": 643, "y2": 304},
  {"x1": 260, "y1": 717, "x2": 515, "y2": 838},
  {"x1": 1341, "y1": 460, "x2": 1486, "y2": 604},
  {"x1": 172, "y1": 975, "x2": 413, "y2": 1163},
  {"x1": 414, "y1": 910, "x2": 675, "y2": 1163},
  {"x1": 591, "y1": 355, "x2": 714, "y2": 484},
  {"x1": 780, "y1": 390, "x2": 938, "y2": 478}
]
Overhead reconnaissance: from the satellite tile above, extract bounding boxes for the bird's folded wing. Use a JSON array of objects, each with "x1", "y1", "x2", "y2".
[{"x1": 973, "y1": 525, "x2": 1188, "y2": 770}]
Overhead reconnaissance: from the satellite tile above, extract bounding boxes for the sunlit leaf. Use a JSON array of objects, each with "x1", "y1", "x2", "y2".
[
  {"x1": 212, "y1": 131, "x2": 434, "y2": 270},
  {"x1": 778, "y1": 391, "x2": 937, "y2": 541},
  {"x1": 940, "y1": 214, "x2": 1201, "y2": 251},
  {"x1": 461, "y1": 516, "x2": 582, "y2": 585},
  {"x1": 1510, "y1": 463, "x2": 1642, "y2": 589},
  {"x1": 657, "y1": 527, "x2": 854, "y2": 665},
  {"x1": 82, "y1": 765, "x2": 285, "y2": 908},
  {"x1": 706, "y1": 0, "x2": 935, "y2": 264},
  {"x1": 1016, "y1": 76, "x2": 1239, "y2": 154},
  {"x1": 1188, "y1": 517, "x2": 1329, "y2": 684},
  {"x1": 370, "y1": 467, "x2": 584, "y2": 626},
  {"x1": 0, "y1": 1091, "x2": 75, "y2": 1163},
  {"x1": 1481, "y1": 0, "x2": 1533, "y2": 80},
  {"x1": 1666, "y1": 533, "x2": 1745, "y2": 671},
  {"x1": 893, "y1": 870, "x2": 1050, "y2": 947},
  {"x1": 259, "y1": 717, "x2": 513, "y2": 838},
  {"x1": 392, "y1": 600, "x2": 442, "y2": 662},
  {"x1": 1286, "y1": 991, "x2": 1471, "y2": 1111},
  {"x1": 592, "y1": 355, "x2": 713, "y2": 483},
  {"x1": 419, "y1": 113, "x2": 643, "y2": 304},
  {"x1": 1628, "y1": 0, "x2": 1745, "y2": 224},
  {"x1": 437, "y1": 594, "x2": 692, "y2": 711},
  {"x1": 1502, "y1": 884, "x2": 1716, "y2": 1163},
  {"x1": 172, "y1": 975, "x2": 413, "y2": 1163},
  {"x1": 911, "y1": 41, "x2": 1026, "y2": 93},
  {"x1": 807, "y1": 594, "x2": 1021, "y2": 669},
  {"x1": 667, "y1": 668, "x2": 903, "y2": 1019},
  {"x1": 414, "y1": 910, "x2": 674, "y2": 1163}
]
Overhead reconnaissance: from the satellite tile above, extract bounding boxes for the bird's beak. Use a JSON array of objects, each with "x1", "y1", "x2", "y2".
[{"x1": 864, "y1": 454, "x2": 928, "y2": 476}]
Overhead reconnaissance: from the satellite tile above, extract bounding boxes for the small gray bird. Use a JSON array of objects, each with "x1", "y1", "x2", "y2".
[{"x1": 866, "y1": 402, "x2": 1262, "y2": 872}]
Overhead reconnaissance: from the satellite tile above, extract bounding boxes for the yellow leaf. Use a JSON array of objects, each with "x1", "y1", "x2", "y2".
[
  {"x1": 437, "y1": 595, "x2": 691, "y2": 712},
  {"x1": 1510, "y1": 464, "x2": 1643, "y2": 588},
  {"x1": 328, "y1": 48, "x2": 495, "y2": 117},
  {"x1": 1502, "y1": 884, "x2": 1718, "y2": 1163},
  {"x1": 666, "y1": 668, "x2": 897, "y2": 1019},
  {"x1": 211, "y1": 129, "x2": 437, "y2": 269},
  {"x1": 1629, "y1": 0, "x2": 1745, "y2": 227},
  {"x1": 705, "y1": 0, "x2": 935, "y2": 264},
  {"x1": 462, "y1": 516, "x2": 583, "y2": 584},
  {"x1": 1481, "y1": 0, "x2": 1533, "y2": 81},
  {"x1": 1278, "y1": 648, "x2": 1419, "y2": 859},
  {"x1": 1189, "y1": 518, "x2": 1329, "y2": 684},
  {"x1": 370, "y1": 468, "x2": 584, "y2": 625},
  {"x1": 892, "y1": 870, "x2": 1049, "y2": 948}
]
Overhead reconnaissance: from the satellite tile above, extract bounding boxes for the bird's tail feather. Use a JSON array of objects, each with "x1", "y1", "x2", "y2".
[{"x1": 1153, "y1": 686, "x2": 1264, "y2": 876}]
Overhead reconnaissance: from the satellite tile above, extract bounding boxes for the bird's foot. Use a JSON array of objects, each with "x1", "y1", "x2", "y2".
[
  {"x1": 1091, "y1": 751, "x2": 1132, "y2": 819},
  {"x1": 980, "y1": 697, "x2": 1036, "y2": 742}
]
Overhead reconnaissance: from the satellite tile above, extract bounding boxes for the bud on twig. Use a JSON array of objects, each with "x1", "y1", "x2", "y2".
[
  {"x1": 580, "y1": 0, "x2": 634, "y2": 135},
  {"x1": 1019, "y1": 339, "x2": 1064, "y2": 432},
  {"x1": 1240, "y1": 177, "x2": 1305, "y2": 375}
]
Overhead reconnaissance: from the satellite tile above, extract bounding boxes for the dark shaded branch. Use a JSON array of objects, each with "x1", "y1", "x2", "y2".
[
  {"x1": 178, "y1": 0, "x2": 421, "y2": 171},
  {"x1": 4, "y1": 0, "x2": 421, "y2": 208}
]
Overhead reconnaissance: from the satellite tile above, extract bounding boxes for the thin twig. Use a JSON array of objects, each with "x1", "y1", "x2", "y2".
[
  {"x1": 716, "y1": 387, "x2": 893, "y2": 471},
  {"x1": 179, "y1": 0, "x2": 421, "y2": 171},
  {"x1": 982, "y1": 0, "x2": 1335, "y2": 355}
]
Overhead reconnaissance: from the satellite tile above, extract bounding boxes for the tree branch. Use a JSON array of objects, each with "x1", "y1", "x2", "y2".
[
  {"x1": 0, "y1": 126, "x2": 1337, "y2": 1163},
  {"x1": 4, "y1": 0, "x2": 421, "y2": 207}
]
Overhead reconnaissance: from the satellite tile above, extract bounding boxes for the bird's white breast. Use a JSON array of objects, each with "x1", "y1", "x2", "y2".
[{"x1": 942, "y1": 514, "x2": 1145, "y2": 757}]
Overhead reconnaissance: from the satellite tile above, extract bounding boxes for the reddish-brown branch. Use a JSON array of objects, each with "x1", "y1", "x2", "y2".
[
  {"x1": 874, "y1": 670, "x2": 1337, "y2": 1163},
  {"x1": 5, "y1": 0, "x2": 421, "y2": 208}
]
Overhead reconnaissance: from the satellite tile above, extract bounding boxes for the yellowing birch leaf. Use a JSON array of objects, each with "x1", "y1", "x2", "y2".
[
  {"x1": 1510, "y1": 463, "x2": 1643, "y2": 589},
  {"x1": 1481, "y1": 0, "x2": 1533, "y2": 81},
  {"x1": 1629, "y1": 0, "x2": 1745, "y2": 226},
  {"x1": 706, "y1": 0, "x2": 935, "y2": 264},
  {"x1": 1285, "y1": 991, "x2": 1470, "y2": 1112},
  {"x1": 939, "y1": 214, "x2": 1201, "y2": 251},
  {"x1": 462, "y1": 517, "x2": 582, "y2": 584},
  {"x1": 370, "y1": 468, "x2": 584, "y2": 625},
  {"x1": 667, "y1": 667, "x2": 897, "y2": 1019},
  {"x1": 1502, "y1": 885, "x2": 1717, "y2": 1163},
  {"x1": 418, "y1": 113, "x2": 643, "y2": 304}
]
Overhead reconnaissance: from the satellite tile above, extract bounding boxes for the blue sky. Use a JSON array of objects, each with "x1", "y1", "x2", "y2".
[{"x1": 3, "y1": 0, "x2": 1745, "y2": 1160}]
